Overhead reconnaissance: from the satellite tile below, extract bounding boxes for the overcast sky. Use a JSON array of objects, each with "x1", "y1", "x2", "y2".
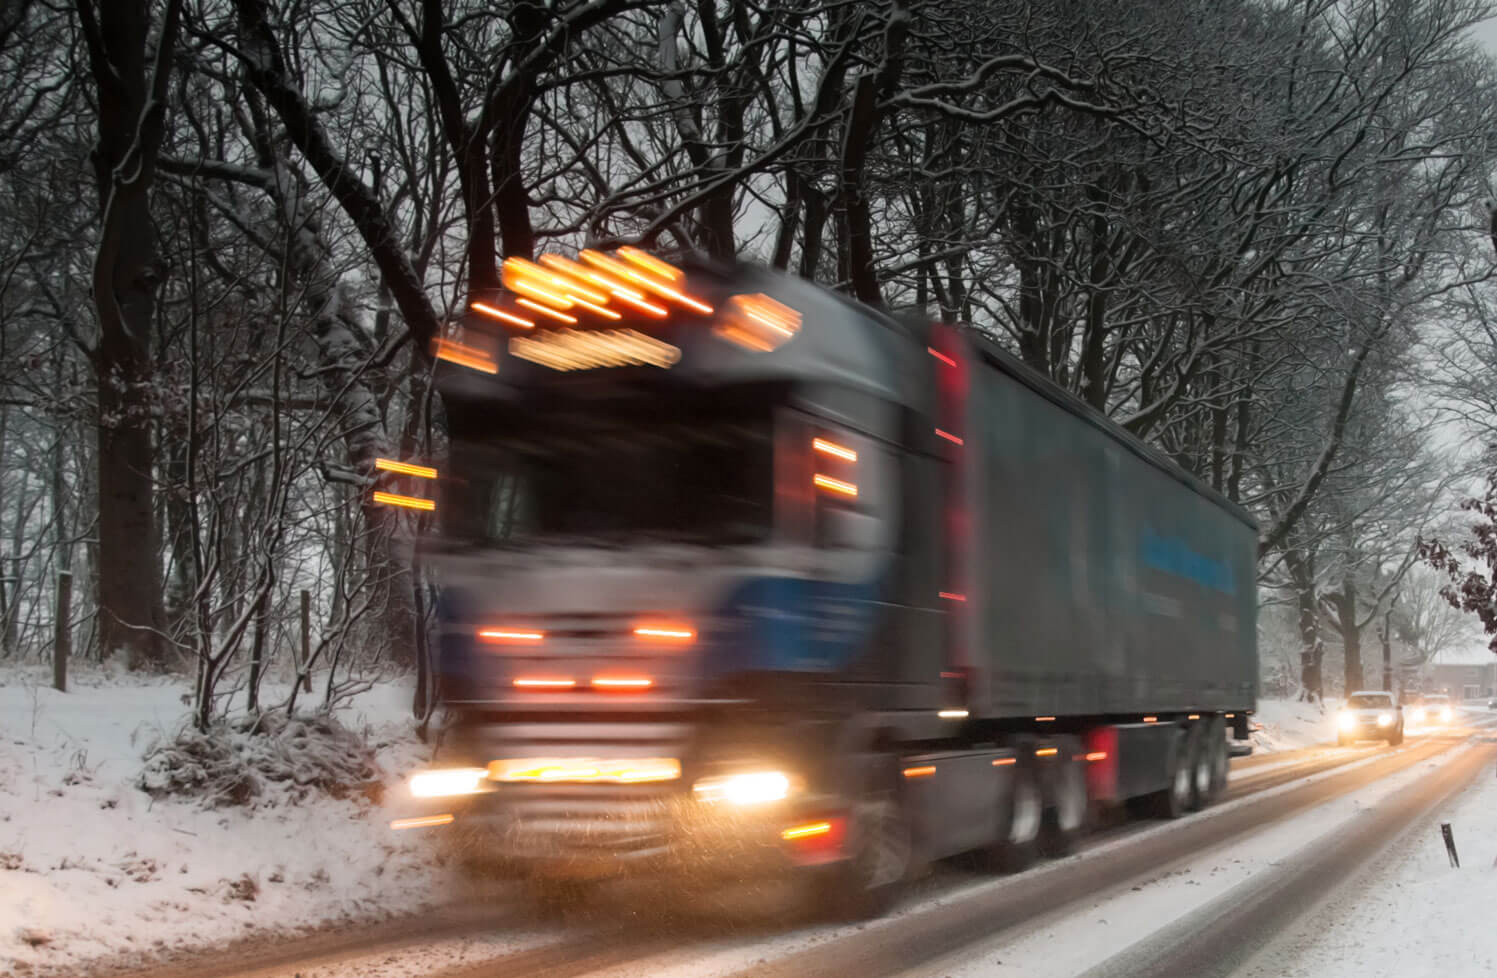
[{"x1": 1475, "y1": 18, "x2": 1497, "y2": 54}]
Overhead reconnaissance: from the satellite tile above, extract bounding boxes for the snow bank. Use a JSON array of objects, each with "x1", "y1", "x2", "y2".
[
  {"x1": 1250, "y1": 697, "x2": 1333, "y2": 753},
  {"x1": 0, "y1": 665, "x2": 447, "y2": 975},
  {"x1": 1258, "y1": 743, "x2": 1497, "y2": 977}
]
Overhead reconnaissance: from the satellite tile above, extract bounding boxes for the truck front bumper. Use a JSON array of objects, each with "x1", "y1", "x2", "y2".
[{"x1": 392, "y1": 786, "x2": 846, "y2": 881}]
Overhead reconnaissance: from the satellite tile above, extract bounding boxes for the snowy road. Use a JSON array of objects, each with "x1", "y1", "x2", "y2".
[{"x1": 87, "y1": 717, "x2": 1497, "y2": 978}]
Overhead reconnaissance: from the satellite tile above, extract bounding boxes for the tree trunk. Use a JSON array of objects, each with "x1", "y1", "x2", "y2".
[
  {"x1": 1380, "y1": 604, "x2": 1395, "y2": 692},
  {"x1": 1337, "y1": 578, "x2": 1363, "y2": 694},
  {"x1": 77, "y1": 0, "x2": 182, "y2": 670},
  {"x1": 1286, "y1": 548, "x2": 1323, "y2": 701}
]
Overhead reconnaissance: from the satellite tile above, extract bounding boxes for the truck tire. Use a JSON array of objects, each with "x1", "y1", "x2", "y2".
[
  {"x1": 1205, "y1": 716, "x2": 1229, "y2": 802},
  {"x1": 810, "y1": 761, "x2": 912, "y2": 921},
  {"x1": 1038, "y1": 737, "x2": 1088, "y2": 857},
  {"x1": 1146, "y1": 727, "x2": 1192, "y2": 819},
  {"x1": 982, "y1": 755, "x2": 1042, "y2": 872},
  {"x1": 1185, "y1": 722, "x2": 1213, "y2": 811}
]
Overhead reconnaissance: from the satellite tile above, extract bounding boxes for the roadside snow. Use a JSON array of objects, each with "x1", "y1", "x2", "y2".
[
  {"x1": 1251, "y1": 698, "x2": 1334, "y2": 753},
  {"x1": 0, "y1": 665, "x2": 449, "y2": 975},
  {"x1": 1245, "y1": 735, "x2": 1497, "y2": 978},
  {"x1": 931, "y1": 734, "x2": 1477, "y2": 978}
]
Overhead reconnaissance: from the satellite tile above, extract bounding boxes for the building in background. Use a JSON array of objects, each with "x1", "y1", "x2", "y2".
[{"x1": 1418, "y1": 662, "x2": 1497, "y2": 701}]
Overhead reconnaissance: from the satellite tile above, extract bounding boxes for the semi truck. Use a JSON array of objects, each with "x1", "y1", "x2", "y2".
[{"x1": 389, "y1": 248, "x2": 1258, "y2": 918}]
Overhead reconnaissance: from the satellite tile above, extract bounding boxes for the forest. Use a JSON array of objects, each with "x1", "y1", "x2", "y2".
[{"x1": 3, "y1": 0, "x2": 1497, "y2": 725}]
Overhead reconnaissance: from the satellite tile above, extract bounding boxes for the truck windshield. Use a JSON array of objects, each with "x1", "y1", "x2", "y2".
[{"x1": 446, "y1": 405, "x2": 774, "y2": 546}]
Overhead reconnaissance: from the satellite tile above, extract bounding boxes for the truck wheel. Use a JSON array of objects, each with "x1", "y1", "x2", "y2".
[
  {"x1": 1186, "y1": 723, "x2": 1213, "y2": 811},
  {"x1": 811, "y1": 765, "x2": 912, "y2": 921},
  {"x1": 1038, "y1": 738, "x2": 1088, "y2": 857},
  {"x1": 1205, "y1": 716, "x2": 1229, "y2": 802},
  {"x1": 1147, "y1": 728, "x2": 1192, "y2": 820},
  {"x1": 983, "y1": 758, "x2": 1042, "y2": 872}
]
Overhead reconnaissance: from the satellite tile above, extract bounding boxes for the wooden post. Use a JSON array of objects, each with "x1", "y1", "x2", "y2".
[
  {"x1": 53, "y1": 571, "x2": 71, "y2": 692},
  {"x1": 298, "y1": 588, "x2": 312, "y2": 692}
]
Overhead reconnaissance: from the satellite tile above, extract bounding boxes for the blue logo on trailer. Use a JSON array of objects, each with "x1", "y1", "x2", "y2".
[{"x1": 1140, "y1": 530, "x2": 1235, "y2": 594}]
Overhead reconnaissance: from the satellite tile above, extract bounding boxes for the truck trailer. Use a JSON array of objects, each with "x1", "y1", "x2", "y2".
[{"x1": 391, "y1": 249, "x2": 1258, "y2": 918}]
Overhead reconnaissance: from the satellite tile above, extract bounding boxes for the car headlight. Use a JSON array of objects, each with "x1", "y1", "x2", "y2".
[
  {"x1": 1337, "y1": 712, "x2": 1357, "y2": 730},
  {"x1": 693, "y1": 770, "x2": 795, "y2": 806},
  {"x1": 1376, "y1": 713, "x2": 1393, "y2": 727},
  {"x1": 1442, "y1": 708, "x2": 1453, "y2": 722},
  {"x1": 409, "y1": 767, "x2": 488, "y2": 798}
]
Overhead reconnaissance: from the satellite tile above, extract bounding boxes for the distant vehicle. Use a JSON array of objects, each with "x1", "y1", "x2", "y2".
[
  {"x1": 1337, "y1": 691, "x2": 1403, "y2": 746},
  {"x1": 1488, "y1": 698, "x2": 1496, "y2": 711},
  {"x1": 1421, "y1": 693, "x2": 1454, "y2": 724}
]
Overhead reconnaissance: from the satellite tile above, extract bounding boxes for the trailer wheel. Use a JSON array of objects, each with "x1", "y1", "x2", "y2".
[
  {"x1": 1038, "y1": 737, "x2": 1088, "y2": 857},
  {"x1": 983, "y1": 756, "x2": 1042, "y2": 872},
  {"x1": 810, "y1": 762, "x2": 912, "y2": 921},
  {"x1": 1205, "y1": 716, "x2": 1229, "y2": 802},
  {"x1": 1147, "y1": 728, "x2": 1192, "y2": 819}
]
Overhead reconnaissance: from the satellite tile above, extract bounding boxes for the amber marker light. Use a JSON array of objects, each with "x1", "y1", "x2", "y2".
[
  {"x1": 375, "y1": 458, "x2": 438, "y2": 479},
  {"x1": 992, "y1": 757, "x2": 1017, "y2": 766},
  {"x1": 813, "y1": 474, "x2": 858, "y2": 498},
  {"x1": 1085, "y1": 751, "x2": 1108, "y2": 762},
  {"x1": 935, "y1": 429, "x2": 965, "y2": 445},
  {"x1": 477, "y1": 628, "x2": 545, "y2": 645},
  {"x1": 1036, "y1": 747, "x2": 1059, "y2": 757},
  {"x1": 593, "y1": 676, "x2": 653, "y2": 690},
  {"x1": 902, "y1": 765, "x2": 937, "y2": 779},
  {"x1": 633, "y1": 623, "x2": 695, "y2": 642},
  {"x1": 618, "y1": 246, "x2": 685, "y2": 282},
  {"x1": 780, "y1": 821, "x2": 833, "y2": 841},
  {"x1": 469, "y1": 301, "x2": 534, "y2": 329},
  {"x1": 516, "y1": 298, "x2": 578, "y2": 323},
  {"x1": 813, "y1": 438, "x2": 857, "y2": 462},
  {"x1": 373, "y1": 491, "x2": 434, "y2": 512},
  {"x1": 432, "y1": 337, "x2": 497, "y2": 374},
  {"x1": 513, "y1": 677, "x2": 576, "y2": 689},
  {"x1": 390, "y1": 814, "x2": 454, "y2": 830}
]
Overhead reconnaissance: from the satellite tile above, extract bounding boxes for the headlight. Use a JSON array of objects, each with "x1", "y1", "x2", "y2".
[
  {"x1": 1442, "y1": 708, "x2": 1454, "y2": 722},
  {"x1": 1376, "y1": 713, "x2": 1393, "y2": 727},
  {"x1": 409, "y1": 767, "x2": 488, "y2": 798},
  {"x1": 1337, "y1": 712, "x2": 1357, "y2": 730},
  {"x1": 693, "y1": 770, "x2": 794, "y2": 806}
]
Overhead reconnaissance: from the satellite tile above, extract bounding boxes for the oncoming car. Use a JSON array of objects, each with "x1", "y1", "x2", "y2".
[
  {"x1": 1415, "y1": 693, "x2": 1454, "y2": 725},
  {"x1": 1336, "y1": 691, "x2": 1404, "y2": 747}
]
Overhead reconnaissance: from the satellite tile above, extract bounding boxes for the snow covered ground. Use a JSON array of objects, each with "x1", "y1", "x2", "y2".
[
  {"x1": 1249, "y1": 697, "x2": 1335, "y2": 753},
  {"x1": 1253, "y1": 736, "x2": 1497, "y2": 978},
  {"x1": 0, "y1": 665, "x2": 451, "y2": 976}
]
